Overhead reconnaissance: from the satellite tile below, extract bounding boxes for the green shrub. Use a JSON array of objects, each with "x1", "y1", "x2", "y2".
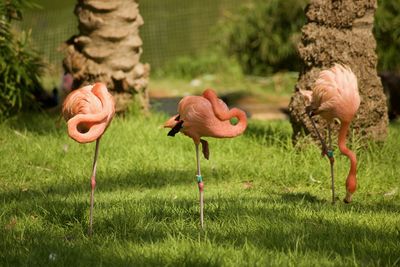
[
  {"x1": 214, "y1": 0, "x2": 400, "y2": 75},
  {"x1": 214, "y1": 0, "x2": 307, "y2": 76},
  {"x1": 374, "y1": 0, "x2": 400, "y2": 72},
  {"x1": 155, "y1": 49, "x2": 243, "y2": 80},
  {"x1": 0, "y1": 0, "x2": 44, "y2": 119}
]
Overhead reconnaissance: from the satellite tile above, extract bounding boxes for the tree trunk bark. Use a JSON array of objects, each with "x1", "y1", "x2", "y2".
[
  {"x1": 289, "y1": 0, "x2": 388, "y2": 143},
  {"x1": 63, "y1": 0, "x2": 150, "y2": 112}
]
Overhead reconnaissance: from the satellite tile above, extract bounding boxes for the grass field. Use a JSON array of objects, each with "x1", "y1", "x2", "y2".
[{"x1": 0, "y1": 111, "x2": 399, "y2": 266}]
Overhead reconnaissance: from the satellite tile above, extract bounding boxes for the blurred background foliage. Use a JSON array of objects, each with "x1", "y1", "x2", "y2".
[
  {"x1": 160, "y1": 0, "x2": 399, "y2": 78},
  {"x1": 0, "y1": 0, "x2": 45, "y2": 119},
  {"x1": 0, "y1": 0, "x2": 399, "y2": 118},
  {"x1": 159, "y1": 0, "x2": 400, "y2": 77},
  {"x1": 374, "y1": 0, "x2": 400, "y2": 73},
  {"x1": 213, "y1": 0, "x2": 307, "y2": 76},
  {"x1": 154, "y1": 48, "x2": 243, "y2": 80}
]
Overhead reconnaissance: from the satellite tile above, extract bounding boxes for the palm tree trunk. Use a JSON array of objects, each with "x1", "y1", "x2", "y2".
[
  {"x1": 289, "y1": 0, "x2": 388, "y2": 143},
  {"x1": 63, "y1": 0, "x2": 150, "y2": 112}
]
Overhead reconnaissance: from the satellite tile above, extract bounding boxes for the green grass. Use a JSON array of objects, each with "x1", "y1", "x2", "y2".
[{"x1": 0, "y1": 112, "x2": 399, "y2": 266}]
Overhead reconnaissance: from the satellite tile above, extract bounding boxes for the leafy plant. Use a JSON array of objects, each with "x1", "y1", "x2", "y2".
[
  {"x1": 214, "y1": 0, "x2": 307, "y2": 76},
  {"x1": 214, "y1": 0, "x2": 400, "y2": 75},
  {"x1": 374, "y1": 0, "x2": 400, "y2": 72},
  {"x1": 156, "y1": 49, "x2": 243, "y2": 80},
  {"x1": 0, "y1": 0, "x2": 44, "y2": 119}
]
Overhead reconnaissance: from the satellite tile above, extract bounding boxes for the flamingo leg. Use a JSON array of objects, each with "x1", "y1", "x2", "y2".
[
  {"x1": 307, "y1": 114, "x2": 329, "y2": 155},
  {"x1": 195, "y1": 143, "x2": 204, "y2": 229},
  {"x1": 89, "y1": 138, "x2": 100, "y2": 236},
  {"x1": 308, "y1": 115, "x2": 337, "y2": 203},
  {"x1": 327, "y1": 124, "x2": 336, "y2": 204}
]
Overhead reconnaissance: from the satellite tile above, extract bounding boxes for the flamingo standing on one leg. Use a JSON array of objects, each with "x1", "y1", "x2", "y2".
[
  {"x1": 164, "y1": 88, "x2": 247, "y2": 228},
  {"x1": 300, "y1": 64, "x2": 360, "y2": 203},
  {"x1": 62, "y1": 82, "x2": 115, "y2": 235}
]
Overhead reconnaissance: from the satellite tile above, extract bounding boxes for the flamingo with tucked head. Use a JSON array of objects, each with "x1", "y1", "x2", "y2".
[
  {"x1": 62, "y1": 82, "x2": 115, "y2": 235},
  {"x1": 300, "y1": 64, "x2": 360, "y2": 203},
  {"x1": 164, "y1": 88, "x2": 247, "y2": 228}
]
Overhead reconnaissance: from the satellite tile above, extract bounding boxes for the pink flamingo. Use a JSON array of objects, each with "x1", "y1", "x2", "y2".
[
  {"x1": 62, "y1": 82, "x2": 115, "y2": 235},
  {"x1": 300, "y1": 64, "x2": 360, "y2": 203},
  {"x1": 164, "y1": 88, "x2": 247, "y2": 228}
]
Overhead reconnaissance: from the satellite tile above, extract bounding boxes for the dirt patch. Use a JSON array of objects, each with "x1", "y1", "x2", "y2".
[{"x1": 151, "y1": 93, "x2": 290, "y2": 120}]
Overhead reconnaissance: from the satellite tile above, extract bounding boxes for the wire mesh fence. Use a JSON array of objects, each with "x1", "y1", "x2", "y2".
[{"x1": 18, "y1": 0, "x2": 244, "y2": 76}]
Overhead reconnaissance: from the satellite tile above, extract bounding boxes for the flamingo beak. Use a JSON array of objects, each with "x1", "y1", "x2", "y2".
[
  {"x1": 164, "y1": 115, "x2": 178, "y2": 128},
  {"x1": 167, "y1": 120, "x2": 183, "y2": 137}
]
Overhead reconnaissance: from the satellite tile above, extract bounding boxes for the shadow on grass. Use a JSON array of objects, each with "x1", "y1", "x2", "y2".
[
  {"x1": 281, "y1": 192, "x2": 400, "y2": 213},
  {"x1": 2, "y1": 194, "x2": 400, "y2": 266},
  {"x1": 280, "y1": 192, "x2": 326, "y2": 204},
  {"x1": 5, "y1": 111, "x2": 63, "y2": 135},
  {"x1": 1, "y1": 227, "x2": 155, "y2": 266},
  {"x1": 204, "y1": 197, "x2": 400, "y2": 265},
  {"x1": 245, "y1": 121, "x2": 292, "y2": 147},
  {"x1": 103, "y1": 168, "x2": 194, "y2": 190},
  {"x1": 1, "y1": 226, "x2": 223, "y2": 266},
  {"x1": 0, "y1": 168, "x2": 193, "y2": 204}
]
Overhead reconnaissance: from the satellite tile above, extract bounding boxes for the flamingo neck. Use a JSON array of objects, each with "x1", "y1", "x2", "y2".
[
  {"x1": 203, "y1": 90, "x2": 247, "y2": 137},
  {"x1": 338, "y1": 121, "x2": 357, "y2": 199},
  {"x1": 225, "y1": 108, "x2": 248, "y2": 137},
  {"x1": 66, "y1": 83, "x2": 114, "y2": 143},
  {"x1": 213, "y1": 107, "x2": 247, "y2": 138}
]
